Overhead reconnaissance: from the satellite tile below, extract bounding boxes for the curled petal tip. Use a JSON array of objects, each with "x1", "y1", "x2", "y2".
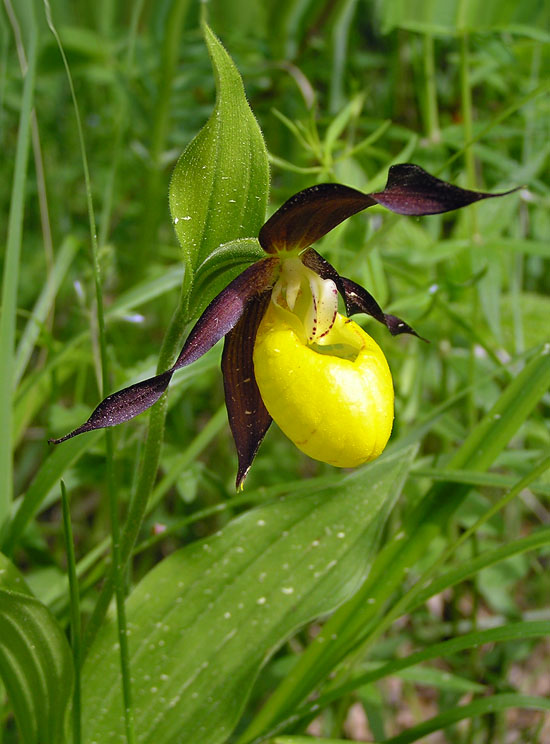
[
  {"x1": 384, "y1": 314, "x2": 429, "y2": 343},
  {"x1": 235, "y1": 468, "x2": 249, "y2": 491},
  {"x1": 370, "y1": 163, "x2": 518, "y2": 216}
]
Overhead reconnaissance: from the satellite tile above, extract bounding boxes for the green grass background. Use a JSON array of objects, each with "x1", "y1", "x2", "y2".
[{"x1": 1, "y1": 0, "x2": 549, "y2": 742}]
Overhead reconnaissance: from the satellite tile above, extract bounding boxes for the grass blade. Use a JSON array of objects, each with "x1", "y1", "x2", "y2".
[{"x1": 0, "y1": 8, "x2": 37, "y2": 530}]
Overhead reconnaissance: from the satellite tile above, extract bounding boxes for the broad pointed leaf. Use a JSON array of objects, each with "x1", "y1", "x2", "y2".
[
  {"x1": 169, "y1": 23, "x2": 270, "y2": 273},
  {"x1": 0, "y1": 587, "x2": 73, "y2": 744},
  {"x1": 80, "y1": 447, "x2": 415, "y2": 744}
]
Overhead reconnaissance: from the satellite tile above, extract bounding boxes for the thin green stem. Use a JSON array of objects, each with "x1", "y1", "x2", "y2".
[
  {"x1": 423, "y1": 34, "x2": 440, "y2": 142},
  {"x1": 83, "y1": 273, "x2": 192, "y2": 655},
  {"x1": 147, "y1": 404, "x2": 227, "y2": 510},
  {"x1": 43, "y1": 3, "x2": 136, "y2": 737},
  {"x1": 0, "y1": 4, "x2": 36, "y2": 531},
  {"x1": 60, "y1": 480, "x2": 82, "y2": 744},
  {"x1": 139, "y1": 0, "x2": 191, "y2": 259},
  {"x1": 459, "y1": 32, "x2": 479, "y2": 432},
  {"x1": 106, "y1": 430, "x2": 136, "y2": 744},
  {"x1": 97, "y1": 0, "x2": 145, "y2": 250}
]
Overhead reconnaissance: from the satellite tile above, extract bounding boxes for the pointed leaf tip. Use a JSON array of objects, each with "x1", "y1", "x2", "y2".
[{"x1": 370, "y1": 163, "x2": 518, "y2": 216}]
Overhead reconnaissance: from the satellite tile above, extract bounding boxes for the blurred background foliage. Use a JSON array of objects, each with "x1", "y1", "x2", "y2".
[{"x1": 1, "y1": 0, "x2": 549, "y2": 741}]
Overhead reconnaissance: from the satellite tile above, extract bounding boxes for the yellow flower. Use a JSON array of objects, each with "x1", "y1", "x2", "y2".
[{"x1": 51, "y1": 164, "x2": 515, "y2": 487}]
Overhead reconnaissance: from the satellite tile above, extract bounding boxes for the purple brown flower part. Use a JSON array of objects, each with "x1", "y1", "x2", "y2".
[{"x1": 51, "y1": 165, "x2": 517, "y2": 487}]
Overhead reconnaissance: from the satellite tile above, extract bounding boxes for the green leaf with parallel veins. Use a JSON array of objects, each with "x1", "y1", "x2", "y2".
[
  {"x1": 190, "y1": 237, "x2": 266, "y2": 316},
  {"x1": 0, "y1": 553, "x2": 33, "y2": 595},
  {"x1": 169, "y1": 23, "x2": 269, "y2": 276},
  {"x1": 0, "y1": 588, "x2": 73, "y2": 744},
  {"x1": 80, "y1": 447, "x2": 415, "y2": 744}
]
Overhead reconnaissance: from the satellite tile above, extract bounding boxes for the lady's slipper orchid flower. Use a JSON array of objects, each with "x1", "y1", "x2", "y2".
[{"x1": 51, "y1": 164, "x2": 515, "y2": 487}]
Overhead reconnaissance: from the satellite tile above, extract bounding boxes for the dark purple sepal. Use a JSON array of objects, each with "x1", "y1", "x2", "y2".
[
  {"x1": 222, "y1": 291, "x2": 273, "y2": 490},
  {"x1": 369, "y1": 163, "x2": 518, "y2": 216},
  {"x1": 300, "y1": 249, "x2": 425, "y2": 341},
  {"x1": 48, "y1": 370, "x2": 173, "y2": 444},
  {"x1": 50, "y1": 258, "x2": 278, "y2": 445},
  {"x1": 173, "y1": 258, "x2": 278, "y2": 370},
  {"x1": 259, "y1": 184, "x2": 375, "y2": 254},
  {"x1": 340, "y1": 277, "x2": 427, "y2": 341}
]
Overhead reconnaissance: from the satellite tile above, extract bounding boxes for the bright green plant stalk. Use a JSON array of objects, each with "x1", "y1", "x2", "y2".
[
  {"x1": 43, "y1": 2, "x2": 136, "y2": 736},
  {"x1": 0, "y1": 7, "x2": 36, "y2": 532},
  {"x1": 106, "y1": 430, "x2": 136, "y2": 744},
  {"x1": 60, "y1": 480, "x2": 82, "y2": 744},
  {"x1": 147, "y1": 403, "x2": 227, "y2": 509},
  {"x1": 119, "y1": 280, "x2": 191, "y2": 564}
]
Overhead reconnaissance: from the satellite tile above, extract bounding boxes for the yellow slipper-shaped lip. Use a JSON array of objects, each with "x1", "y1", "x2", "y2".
[{"x1": 253, "y1": 302, "x2": 394, "y2": 467}]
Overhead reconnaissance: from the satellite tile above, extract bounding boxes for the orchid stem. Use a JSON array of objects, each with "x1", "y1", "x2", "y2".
[
  {"x1": 107, "y1": 429, "x2": 136, "y2": 744},
  {"x1": 60, "y1": 480, "x2": 82, "y2": 744},
  {"x1": 43, "y1": 9, "x2": 139, "y2": 736},
  {"x1": 422, "y1": 33, "x2": 440, "y2": 143}
]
